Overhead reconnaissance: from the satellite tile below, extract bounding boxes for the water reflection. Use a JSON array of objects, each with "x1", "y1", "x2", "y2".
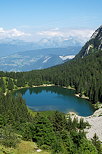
[
  {"x1": 14, "y1": 86, "x2": 95, "y2": 116},
  {"x1": 15, "y1": 86, "x2": 75, "y2": 96}
]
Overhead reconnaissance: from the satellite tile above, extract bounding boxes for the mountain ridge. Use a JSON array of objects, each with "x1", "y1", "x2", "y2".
[
  {"x1": 0, "y1": 37, "x2": 83, "y2": 57},
  {"x1": 76, "y1": 25, "x2": 102, "y2": 58},
  {"x1": 0, "y1": 47, "x2": 80, "y2": 72}
]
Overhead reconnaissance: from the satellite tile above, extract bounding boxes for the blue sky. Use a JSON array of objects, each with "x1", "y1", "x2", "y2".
[{"x1": 0, "y1": 0, "x2": 102, "y2": 41}]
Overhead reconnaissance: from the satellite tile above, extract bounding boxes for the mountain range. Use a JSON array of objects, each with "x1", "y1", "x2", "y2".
[
  {"x1": 0, "y1": 47, "x2": 80, "y2": 72},
  {"x1": 1, "y1": 27, "x2": 101, "y2": 72},
  {"x1": 0, "y1": 36, "x2": 83, "y2": 57},
  {"x1": 0, "y1": 36, "x2": 83, "y2": 71}
]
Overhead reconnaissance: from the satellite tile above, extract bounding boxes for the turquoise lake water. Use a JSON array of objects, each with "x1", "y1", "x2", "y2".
[{"x1": 14, "y1": 86, "x2": 95, "y2": 116}]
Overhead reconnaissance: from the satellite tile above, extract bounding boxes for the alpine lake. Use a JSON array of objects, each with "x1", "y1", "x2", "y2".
[{"x1": 14, "y1": 86, "x2": 95, "y2": 117}]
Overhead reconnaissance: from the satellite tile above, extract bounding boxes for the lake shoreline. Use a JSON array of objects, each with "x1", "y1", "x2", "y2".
[
  {"x1": 11, "y1": 84, "x2": 55, "y2": 93},
  {"x1": 75, "y1": 93, "x2": 89, "y2": 100},
  {"x1": 68, "y1": 108, "x2": 102, "y2": 142},
  {"x1": 12, "y1": 84, "x2": 101, "y2": 114},
  {"x1": 15, "y1": 84, "x2": 95, "y2": 116},
  {"x1": 10, "y1": 84, "x2": 93, "y2": 103},
  {"x1": 12, "y1": 84, "x2": 99, "y2": 110}
]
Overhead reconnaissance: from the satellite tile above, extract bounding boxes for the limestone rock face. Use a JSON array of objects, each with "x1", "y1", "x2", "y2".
[{"x1": 76, "y1": 25, "x2": 102, "y2": 58}]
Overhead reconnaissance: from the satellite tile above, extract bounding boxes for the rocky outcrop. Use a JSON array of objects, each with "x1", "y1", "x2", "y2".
[{"x1": 76, "y1": 25, "x2": 102, "y2": 58}]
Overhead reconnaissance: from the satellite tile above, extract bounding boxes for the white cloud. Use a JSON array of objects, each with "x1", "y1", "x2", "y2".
[
  {"x1": 37, "y1": 28, "x2": 94, "y2": 43},
  {"x1": 66, "y1": 29, "x2": 94, "y2": 39},
  {"x1": 0, "y1": 27, "x2": 95, "y2": 43},
  {"x1": 0, "y1": 27, "x2": 31, "y2": 39},
  {"x1": 38, "y1": 30, "x2": 63, "y2": 37}
]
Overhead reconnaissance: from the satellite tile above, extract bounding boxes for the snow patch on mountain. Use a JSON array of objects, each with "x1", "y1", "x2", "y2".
[
  {"x1": 43, "y1": 56, "x2": 51, "y2": 63},
  {"x1": 59, "y1": 55, "x2": 75, "y2": 60}
]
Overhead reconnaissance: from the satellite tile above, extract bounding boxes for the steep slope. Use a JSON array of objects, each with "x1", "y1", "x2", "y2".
[{"x1": 76, "y1": 25, "x2": 102, "y2": 58}]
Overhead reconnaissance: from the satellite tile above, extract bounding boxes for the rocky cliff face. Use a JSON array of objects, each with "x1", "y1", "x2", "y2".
[{"x1": 76, "y1": 25, "x2": 102, "y2": 58}]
